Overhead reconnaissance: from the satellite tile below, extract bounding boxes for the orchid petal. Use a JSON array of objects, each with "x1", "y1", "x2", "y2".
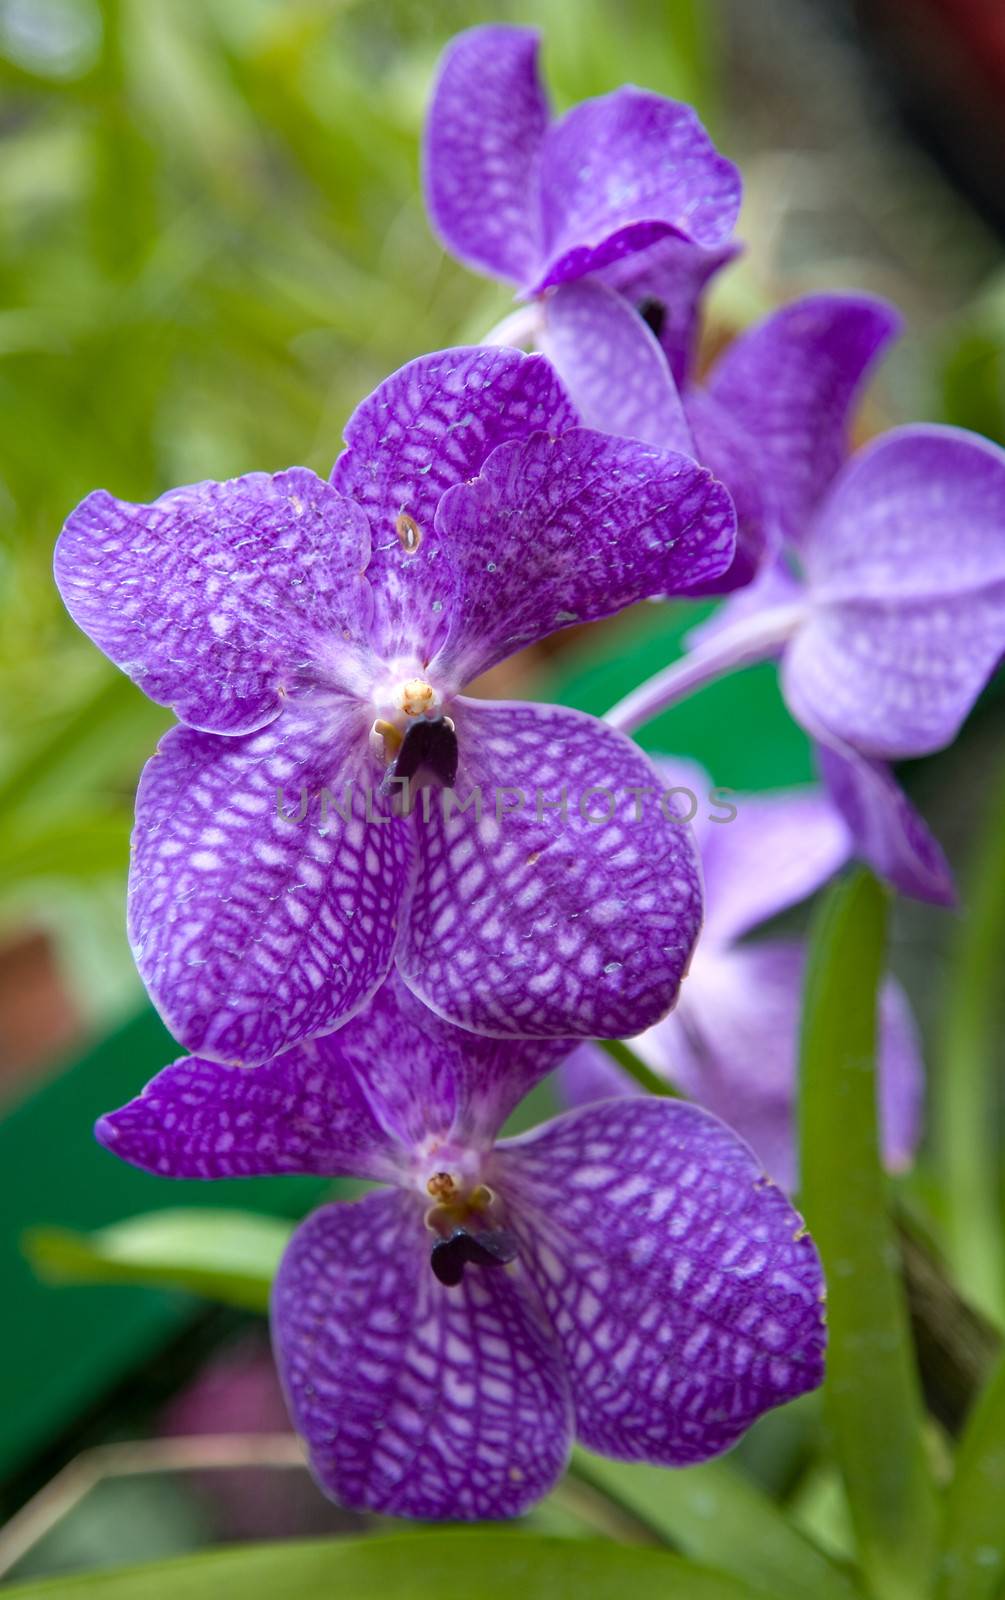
[
  {"x1": 495, "y1": 1098, "x2": 826, "y2": 1463},
  {"x1": 534, "y1": 88, "x2": 740, "y2": 292},
  {"x1": 706, "y1": 294, "x2": 901, "y2": 545},
  {"x1": 55, "y1": 470, "x2": 372, "y2": 736},
  {"x1": 331, "y1": 347, "x2": 576, "y2": 662},
  {"x1": 788, "y1": 425, "x2": 1005, "y2": 758},
  {"x1": 540, "y1": 279, "x2": 693, "y2": 453},
  {"x1": 129, "y1": 709, "x2": 413, "y2": 1064},
  {"x1": 434, "y1": 426, "x2": 735, "y2": 684},
  {"x1": 423, "y1": 25, "x2": 548, "y2": 284},
  {"x1": 95, "y1": 1041, "x2": 401, "y2": 1184},
  {"x1": 273, "y1": 1190, "x2": 572, "y2": 1519},
  {"x1": 396, "y1": 698, "x2": 703, "y2": 1040},
  {"x1": 684, "y1": 387, "x2": 779, "y2": 593},
  {"x1": 815, "y1": 736, "x2": 956, "y2": 907},
  {"x1": 645, "y1": 942, "x2": 924, "y2": 1192},
  {"x1": 697, "y1": 785, "x2": 851, "y2": 945}
]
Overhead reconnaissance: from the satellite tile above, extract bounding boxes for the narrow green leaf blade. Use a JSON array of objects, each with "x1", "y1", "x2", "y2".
[
  {"x1": 934, "y1": 758, "x2": 1005, "y2": 1325},
  {"x1": 2, "y1": 1532, "x2": 770, "y2": 1599},
  {"x1": 938, "y1": 1347, "x2": 1005, "y2": 1600},
  {"x1": 573, "y1": 1450, "x2": 863, "y2": 1600},
  {"x1": 597, "y1": 1038, "x2": 680, "y2": 1097},
  {"x1": 24, "y1": 1209, "x2": 294, "y2": 1313},
  {"x1": 799, "y1": 870, "x2": 938, "y2": 1600}
]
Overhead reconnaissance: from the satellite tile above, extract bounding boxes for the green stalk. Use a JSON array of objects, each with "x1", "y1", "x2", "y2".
[{"x1": 934, "y1": 758, "x2": 1005, "y2": 1326}]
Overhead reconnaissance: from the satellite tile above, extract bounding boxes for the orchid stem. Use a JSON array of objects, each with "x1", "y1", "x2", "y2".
[
  {"x1": 479, "y1": 304, "x2": 543, "y2": 349},
  {"x1": 599, "y1": 1037, "x2": 679, "y2": 1098},
  {"x1": 935, "y1": 756, "x2": 1005, "y2": 1328},
  {"x1": 604, "y1": 603, "x2": 804, "y2": 735}
]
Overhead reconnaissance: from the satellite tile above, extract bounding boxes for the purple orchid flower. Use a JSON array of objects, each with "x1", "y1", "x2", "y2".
[
  {"x1": 96, "y1": 973, "x2": 826, "y2": 1520},
  {"x1": 422, "y1": 30, "x2": 910, "y2": 608},
  {"x1": 424, "y1": 24, "x2": 741, "y2": 381},
  {"x1": 562, "y1": 770, "x2": 924, "y2": 1192},
  {"x1": 534, "y1": 278, "x2": 1005, "y2": 904},
  {"x1": 543, "y1": 285, "x2": 899, "y2": 593},
  {"x1": 54, "y1": 345, "x2": 737, "y2": 1065},
  {"x1": 594, "y1": 298, "x2": 1005, "y2": 903}
]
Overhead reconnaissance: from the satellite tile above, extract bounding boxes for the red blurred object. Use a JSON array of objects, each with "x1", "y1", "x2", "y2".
[
  {"x1": 0, "y1": 929, "x2": 81, "y2": 1098},
  {"x1": 909, "y1": 0, "x2": 1005, "y2": 97},
  {"x1": 858, "y1": 0, "x2": 1005, "y2": 229}
]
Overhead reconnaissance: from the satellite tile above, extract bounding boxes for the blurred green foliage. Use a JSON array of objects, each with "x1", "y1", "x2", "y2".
[
  {"x1": 0, "y1": 0, "x2": 711, "y2": 1025},
  {"x1": 1, "y1": 1531, "x2": 763, "y2": 1600},
  {"x1": 799, "y1": 873, "x2": 937, "y2": 1600},
  {"x1": 25, "y1": 1207, "x2": 295, "y2": 1312}
]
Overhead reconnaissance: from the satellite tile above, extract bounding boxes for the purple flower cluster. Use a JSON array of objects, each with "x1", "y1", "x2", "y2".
[
  {"x1": 561, "y1": 763, "x2": 924, "y2": 1193},
  {"x1": 54, "y1": 21, "x2": 1005, "y2": 1523}
]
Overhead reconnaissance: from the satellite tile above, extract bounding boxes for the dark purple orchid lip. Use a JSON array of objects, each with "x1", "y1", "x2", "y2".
[
  {"x1": 382, "y1": 713, "x2": 459, "y2": 794},
  {"x1": 429, "y1": 1224, "x2": 519, "y2": 1286}
]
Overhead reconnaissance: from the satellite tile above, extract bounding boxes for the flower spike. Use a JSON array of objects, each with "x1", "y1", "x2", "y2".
[
  {"x1": 98, "y1": 975, "x2": 826, "y2": 1520},
  {"x1": 56, "y1": 345, "x2": 737, "y2": 1058}
]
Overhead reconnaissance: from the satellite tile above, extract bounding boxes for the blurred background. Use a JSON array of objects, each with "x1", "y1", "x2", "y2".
[{"x1": 2, "y1": 0, "x2": 1004, "y2": 1582}]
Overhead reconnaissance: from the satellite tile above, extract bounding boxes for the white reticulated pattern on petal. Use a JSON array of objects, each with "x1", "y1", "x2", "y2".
[
  {"x1": 396, "y1": 697, "x2": 703, "y2": 1039},
  {"x1": 272, "y1": 1190, "x2": 572, "y2": 1520},
  {"x1": 495, "y1": 1098, "x2": 826, "y2": 1464},
  {"x1": 129, "y1": 702, "x2": 413, "y2": 1065},
  {"x1": 55, "y1": 469, "x2": 374, "y2": 735},
  {"x1": 331, "y1": 346, "x2": 577, "y2": 662}
]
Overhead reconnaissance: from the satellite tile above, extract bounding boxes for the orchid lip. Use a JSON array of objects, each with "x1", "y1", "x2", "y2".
[
  {"x1": 421, "y1": 1163, "x2": 518, "y2": 1286},
  {"x1": 369, "y1": 665, "x2": 459, "y2": 780},
  {"x1": 430, "y1": 1224, "x2": 519, "y2": 1287},
  {"x1": 383, "y1": 714, "x2": 459, "y2": 792}
]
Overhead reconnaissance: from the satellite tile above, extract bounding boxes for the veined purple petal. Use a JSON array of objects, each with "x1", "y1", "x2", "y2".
[
  {"x1": 788, "y1": 425, "x2": 1005, "y2": 759},
  {"x1": 706, "y1": 294, "x2": 901, "y2": 546},
  {"x1": 433, "y1": 428, "x2": 735, "y2": 684},
  {"x1": 684, "y1": 387, "x2": 778, "y2": 594},
  {"x1": 540, "y1": 280, "x2": 693, "y2": 454},
  {"x1": 696, "y1": 784, "x2": 851, "y2": 945},
  {"x1": 534, "y1": 89, "x2": 741, "y2": 293},
  {"x1": 684, "y1": 556, "x2": 805, "y2": 653},
  {"x1": 601, "y1": 237, "x2": 740, "y2": 385},
  {"x1": 878, "y1": 977, "x2": 927, "y2": 1172},
  {"x1": 558, "y1": 1043, "x2": 638, "y2": 1111},
  {"x1": 54, "y1": 470, "x2": 373, "y2": 736},
  {"x1": 423, "y1": 25, "x2": 548, "y2": 284},
  {"x1": 814, "y1": 732, "x2": 956, "y2": 907},
  {"x1": 495, "y1": 1098, "x2": 826, "y2": 1464},
  {"x1": 98, "y1": 972, "x2": 570, "y2": 1182},
  {"x1": 643, "y1": 941, "x2": 924, "y2": 1191},
  {"x1": 95, "y1": 1039, "x2": 402, "y2": 1184},
  {"x1": 331, "y1": 347, "x2": 576, "y2": 662},
  {"x1": 330, "y1": 972, "x2": 570, "y2": 1151},
  {"x1": 396, "y1": 698, "x2": 703, "y2": 1040},
  {"x1": 128, "y1": 707, "x2": 413, "y2": 1065},
  {"x1": 272, "y1": 1190, "x2": 572, "y2": 1520}
]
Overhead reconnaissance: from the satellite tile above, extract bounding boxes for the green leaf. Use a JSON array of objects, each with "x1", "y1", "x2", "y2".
[
  {"x1": 933, "y1": 757, "x2": 1005, "y2": 1325},
  {"x1": 24, "y1": 1209, "x2": 294, "y2": 1313},
  {"x1": 573, "y1": 1450, "x2": 863, "y2": 1600},
  {"x1": 2, "y1": 1532, "x2": 769, "y2": 1599},
  {"x1": 938, "y1": 1347, "x2": 1005, "y2": 1600},
  {"x1": 597, "y1": 1038, "x2": 679, "y2": 1097},
  {"x1": 798, "y1": 871, "x2": 939, "y2": 1600}
]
